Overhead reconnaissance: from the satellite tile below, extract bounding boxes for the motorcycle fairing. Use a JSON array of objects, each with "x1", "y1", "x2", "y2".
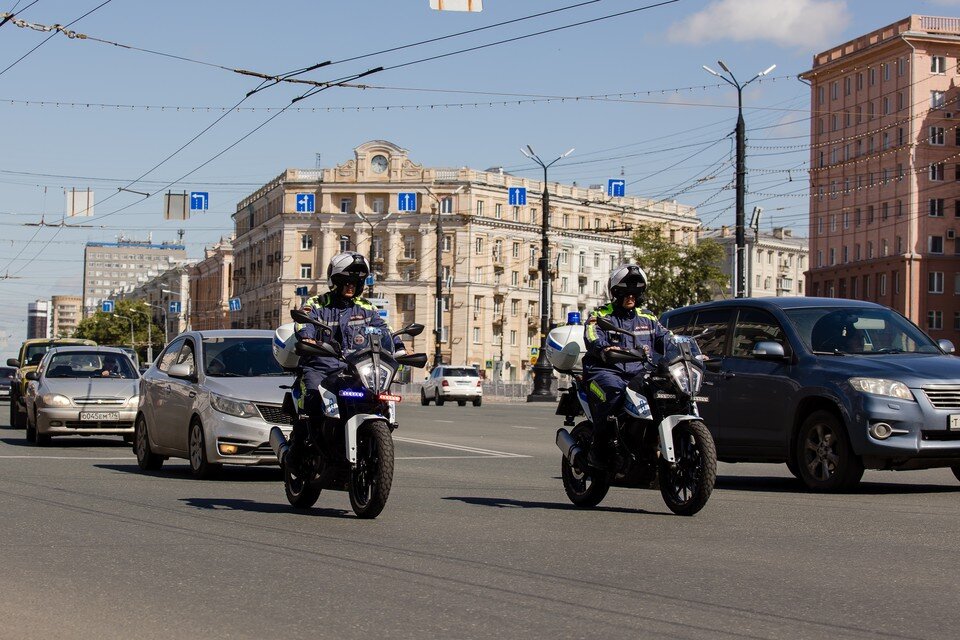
[
  {"x1": 576, "y1": 388, "x2": 593, "y2": 422},
  {"x1": 657, "y1": 414, "x2": 699, "y2": 464},
  {"x1": 321, "y1": 385, "x2": 340, "y2": 418},
  {"x1": 344, "y1": 413, "x2": 384, "y2": 464},
  {"x1": 623, "y1": 387, "x2": 653, "y2": 420}
]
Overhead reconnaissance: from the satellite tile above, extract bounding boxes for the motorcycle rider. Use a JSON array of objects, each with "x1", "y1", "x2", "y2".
[
  {"x1": 582, "y1": 264, "x2": 670, "y2": 469},
  {"x1": 292, "y1": 252, "x2": 405, "y2": 456}
]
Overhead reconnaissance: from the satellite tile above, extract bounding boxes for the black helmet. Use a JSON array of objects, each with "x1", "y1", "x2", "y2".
[
  {"x1": 327, "y1": 251, "x2": 370, "y2": 296},
  {"x1": 607, "y1": 263, "x2": 648, "y2": 301}
]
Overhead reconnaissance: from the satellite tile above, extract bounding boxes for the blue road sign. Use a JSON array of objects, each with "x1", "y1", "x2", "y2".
[
  {"x1": 607, "y1": 179, "x2": 625, "y2": 198},
  {"x1": 168, "y1": 301, "x2": 181, "y2": 314},
  {"x1": 295, "y1": 193, "x2": 315, "y2": 213},
  {"x1": 228, "y1": 297, "x2": 242, "y2": 312},
  {"x1": 101, "y1": 300, "x2": 114, "y2": 313},
  {"x1": 190, "y1": 191, "x2": 209, "y2": 211},
  {"x1": 508, "y1": 187, "x2": 527, "y2": 206},
  {"x1": 398, "y1": 192, "x2": 417, "y2": 212},
  {"x1": 295, "y1": 286, "x2": 309, "y2": 297}
]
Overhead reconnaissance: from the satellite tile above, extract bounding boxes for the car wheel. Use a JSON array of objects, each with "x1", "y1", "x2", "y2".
[
  {"x1": 420, "y1": 389, "x2": 430, "y2": 406},
  {"x1": 134, "y1": 415, "x2": 164, "y2": 471},
  {"x1": 25, "y1": 408, "x2": 37, "y2": 443},
  {"x1": 436, "y1": 390, "x2": 445, "y2": 407},
  {"x1": 188, "y1": 419, "x2": 221, "y2": 480},
  {"x1": 35, "y1": 431, "x2": 51, "y2": 447},
  {"x1": 473, "y1": 397, "x2": 482, "y2": 407},
  {"x1": 458, "y1": 400, "x2": 466, "y2": 407},
  {"x1": 795, "y1": 410, "x2": 863, "y2": 492}
]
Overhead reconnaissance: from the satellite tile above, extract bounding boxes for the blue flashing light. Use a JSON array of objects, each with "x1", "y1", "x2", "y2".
[{"x1": 339, "y1": 389, "x2": 365, "y2": 398}]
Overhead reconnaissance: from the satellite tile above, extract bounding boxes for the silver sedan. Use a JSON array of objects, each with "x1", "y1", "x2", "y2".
[
  {"x1": 23, "y1": 346, "x2": 140, "y2": 445},
  {"x1": 135, "y1": 330, "x2": 294, "y2": 479}
]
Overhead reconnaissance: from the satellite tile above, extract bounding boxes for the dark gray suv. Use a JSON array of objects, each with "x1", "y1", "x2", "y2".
[{"x1": 661, "y1": 297, "x2": 960, "y2": 491}]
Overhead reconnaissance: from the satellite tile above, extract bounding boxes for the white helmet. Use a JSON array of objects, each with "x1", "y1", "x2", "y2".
[
  {"x1": 607, "y1": 263, "x2": 648, "y2": 301},
  {"x1": 327, "y1": 251, "x2": 370, "y2": 295},
  {"x1": 273, "y1": 322, "x2": 299, "y2": 370}
]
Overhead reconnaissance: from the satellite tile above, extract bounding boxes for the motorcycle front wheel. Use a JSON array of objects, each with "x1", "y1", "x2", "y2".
[
  {"x1": 348, "y1": 420, "x2": 395, "y2": 519},
  {"x1": 658, "y1": 420, "x2": 717, "y2": 516},
  {"x1": 284, "y1": 459, "x2": 322, "y2": 509},
  {"x1": 560, "y1": 421, "x2": 610, "y2": 507}
]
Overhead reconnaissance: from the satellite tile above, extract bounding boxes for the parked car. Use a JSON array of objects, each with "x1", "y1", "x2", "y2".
[
  {"x1": 421, "y1": 365, "x2": 482, "y2": 406},
  {"x1": 135, "y1": 330, "x2": 294, "y2": 478},
  {"x1": 661, "y1": 297, "x2": 960, "y2": 490},
  {"x1": 22, "y1": 346, "x2": 139, "y2": 445},
  {"x1": 7, "y1": 338, "x2": 97, "y2": 428},
  {"x1": 0, "y1": 366, "x2": 15, "y2": 404}
]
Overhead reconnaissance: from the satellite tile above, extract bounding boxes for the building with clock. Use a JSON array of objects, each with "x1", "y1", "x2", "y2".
[{"x1": 222, "y1": 140, "x2": 701, "y2": 379}]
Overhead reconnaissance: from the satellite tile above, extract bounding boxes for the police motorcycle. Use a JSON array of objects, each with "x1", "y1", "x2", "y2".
[
  {"x1": 271, "y1": 309, "x2": 427, "y2": 519},
  {"x1": 546, "y1": 316, "x2": 717, "y2": 516}
]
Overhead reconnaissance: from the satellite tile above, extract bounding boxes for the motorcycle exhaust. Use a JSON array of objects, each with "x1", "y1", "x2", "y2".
[
  {"x1": 556, "y1": 428, "x2": 583, "y2": 468},
  {"x1": 269, "y1": 427, "x2": 290, "y2": 467}
]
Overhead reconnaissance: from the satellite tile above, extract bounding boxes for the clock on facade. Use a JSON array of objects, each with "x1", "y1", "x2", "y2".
[{"x1": 370, "y1": 154, "x2": 388, "y2": 174}]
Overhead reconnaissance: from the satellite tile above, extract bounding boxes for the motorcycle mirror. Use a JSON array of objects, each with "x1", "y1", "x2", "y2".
[
  {"x1": 289, "y1": 309, "x2": 332, "y2": 334},
  {"x1": 396, "y1": 353, "x2": 428, "y2": 368},
  {"x1": 396, "y1": 323, "x2": 425, "y2": 338},
  {"x1": 596, "y1": 316, "x2": 631, "y2": 336}
]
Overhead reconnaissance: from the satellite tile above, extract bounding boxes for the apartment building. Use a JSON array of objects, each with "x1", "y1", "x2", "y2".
[
  {"x1": 801, "y1": 15, "x2": 960, "y2": 337},
  {"x1": 50, "y1": 295, "x2": 83, "y2": 338},
  {"x1": 187, "y1": 238, "x2": 233, "y2": 331},
  {"x1": 704, "y1": 227, "x2": 808, "y2": 298},
  {"x1": 82, "y1": 237, "x2": 188, "y2": 316},
  {"x1": 229, "y1": 140, "x2": 701, "y2": 380}
]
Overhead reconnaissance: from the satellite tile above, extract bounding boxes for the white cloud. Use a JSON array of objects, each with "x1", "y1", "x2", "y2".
[{"x1": 667, "y1": 0, "x2": 851, "y2": 49}]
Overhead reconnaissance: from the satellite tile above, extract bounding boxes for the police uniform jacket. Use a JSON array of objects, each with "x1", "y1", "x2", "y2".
[{"x1": 582, "y1": 303, "x2": 670, "y2": 378}]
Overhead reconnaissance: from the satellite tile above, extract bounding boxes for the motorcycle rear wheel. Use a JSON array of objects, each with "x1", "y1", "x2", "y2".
[
  {"x1": 348, "y1": 421, "x2": 394, "y2": 519},
  {"x1": 284, "y1": 460, "x2": 322, "y2": 509},
  {"x1": 560, "y1": 421, "x2": 610, "y2": 507},
  {"x1": 658, "y1": 420, "x2": 716, "y2": 516}
]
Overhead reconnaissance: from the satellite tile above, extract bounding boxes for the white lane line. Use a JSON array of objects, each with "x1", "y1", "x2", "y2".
[
  {"x1": 434, "y1": 420, "x2": 456, "y2": 424},
  {"x1": 0, "y1": 456, "x2": 137, "y2": 460},
  {"x1": 394, "y1": 436, "x2": 529, "y2": 458},
  {"x1": 397, "y1": 455, "x2": 516, "y2": 460},
  {"x1": 509, "y1": 425, "x2": 538, "y2": 430}
]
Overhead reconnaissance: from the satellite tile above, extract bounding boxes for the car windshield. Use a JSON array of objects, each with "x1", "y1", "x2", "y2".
[
  {"x1": 25, "y1": 344, "x2": 54, "y2": 365},
  {"x1": 202, "y1": 337, "x2": 286, "y2": 377},
  {"x1": 0, "y1": 367, "x2": 14, "y2": 379},
  {"x1": 784, "y1": 307, "x2": 940, "y2": 355},
  {"x1": 443, "y1": 367, "x2": 479, "y2": 377},
  {"x1": 45, "y1": 352, "x2": 138, "y2": 379}
]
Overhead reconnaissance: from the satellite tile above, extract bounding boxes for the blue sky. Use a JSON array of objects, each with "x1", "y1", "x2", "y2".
[{"x1": 1, "y1": 0, "x2": 956, "y2": 355}]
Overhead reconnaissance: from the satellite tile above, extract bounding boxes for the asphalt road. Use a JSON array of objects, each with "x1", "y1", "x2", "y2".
[{"x1": 1, "y1": 399, "x2": 958, "y2": 640}]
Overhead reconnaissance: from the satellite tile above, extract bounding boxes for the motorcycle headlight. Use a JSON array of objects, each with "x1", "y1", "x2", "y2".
[
  {"x1": 210, "y1": 393, "x2": 259, "y2": 418},
  {"x1": 356, "y1": 361, "x2": 396, "y2": 392},
  {"x1": 849, "y1": 378, "x2": 913, "y2": 401},
  {"x1": 41, "y1": 393, "x2": 71, "y2": 407},
  {"x1": 667, "y1": 362, "x2": 703, "y2": 395}
]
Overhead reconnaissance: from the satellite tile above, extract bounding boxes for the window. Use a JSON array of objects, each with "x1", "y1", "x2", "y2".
[
  {"x1": 932, "y1": 90, "x2": 946, "y2": 109},
  {"x1": 932, "y1": 55, "x2": 947, "y2": 74},
  {"x1": 495, "y1": 203, "x2": 502, "y2": 219},
  {"x1": 867, "y1": 102, "x2": 874, "y2": 120},
  {"x1": 560, "y1": 277, "x2": 568, "y2": 293},
  {"x1": 475, "y1": 237, "x2": 484, "y2": 255},
  {"x1": 474, "y1": 266, "x2": 483, "y2": 283},
  {"x1": 299, "y1": 263, "x2": 312, "y2": 279},
  {"x1": 879, "y1": 274, "x2": 887, "y2": 296},
  {"x1": 929, "y1": 311, "x2": 943, "y2": 330},
  {"x1": 867, "y1": 242, "x2": 874, "y2": 259},
  {"x1": 442, "y1": 235, "x2": 452, "y2": 252},
  {"x1": 339, "y1": 235, "x2": 351, "y2": 252},
  {"x1": 510, "y1": 330, "x2": 517, "y2": 346},
  {"x1": 512, "y1": 206, "x2": 520, "y2": 221},
  {"x1": 403, "y1": 237, "x2": 417, "y2": 260},
  {"x1": 883, "y1": 62, "x2": 890, "y2": 81},
  {"x1": 931, "y1": 199, "x2": 945, "y2": 217},
  {"x1": 931, "y1": 163, "x2": 945, "y2": 181},
  {"x1": 843, "y1": 212, "x2": 849, "y2": 229},
  {"x1": 930, "y1": 271, "x2": 945, "y2": 294},
  {"x1": 818, "y1": 86, "x2": 825, "y2": 105},
  {"x1": 830, "y1": 81, "x2": 838, "y2": 100},
  {"x1": 593, "y1": 253, "x2": 600, "y2": 268},
  {"x1": 844, "y1": 76, "x2": 851, "y2": 96},
  {"x1": 158, "y1": 338, "x2": 186, "y2": 372},
  {"x1": 731, "y1": 308, "x2": 787, "y2": 358},
  {"x1": 882, "y1": 96, "x2": 890, "y2": 115},
  {"x1": 689, "y1": 309, "x2": 732, "y2": 358},
  {"x1": 440, "y1": 197, "x2": 453, "y2": 214},
  {"x1": 372, "y1": 198, "x2": 385, "y2": 214},
  {"x1": 476, "y1": 200, "x2": 484, "y2": 216},
  {"x1": 300, "y1": 234, "x2": 313, "y2": 250},
  {"x1": 829, "y1": 248, "x2": 836, "y2": 265},
  {"x1": 176, "y1": 340, "x2": 196, "y2": 375},
  {"x1": 856, "y1": 72, "x2": 864, "y2": 91},
  {"x1": 339, "y1": 198, "x2": 352, "y2": 213},
  {"x1": 930, "y1": 236, "x2": 945, "y2": 254},
  {"x1": 473, "y1": 327, "x2": 481, "y2": 344},
  {"x1": 372, "y1": 236, "x2": 383, "y2": 260}
]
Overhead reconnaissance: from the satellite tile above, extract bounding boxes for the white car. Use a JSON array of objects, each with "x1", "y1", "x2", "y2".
[
  {"x1": 421, "y1": 365, "x2": 482, "y2": 406},
  {"x1": 135, "y1": 330, "x2": 294, "y2": 478}
]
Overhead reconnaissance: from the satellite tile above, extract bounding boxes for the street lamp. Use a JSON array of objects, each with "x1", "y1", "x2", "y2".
[
  {"x1": 114, "y1": 314, "x2": 135, "y2": 353},
  {"x1": 702, "y1": 60, "x2": 776, "y2": 298},
  {"x1": 354, "y1": 211, "x2": 393, "y2": 299},
  {"x1": 424, "y1": 185, "x2": 464, "y2": 368},
  {"x1": 520, "y1": 145, "x2": 574, "y2": 402}
]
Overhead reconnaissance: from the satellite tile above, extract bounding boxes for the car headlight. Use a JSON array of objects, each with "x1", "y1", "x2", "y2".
[
  {"x1": 356, "y1": 361, "x2": 396, "y2": 392},
  {"x1": 125, "y1": 395, "x2": 140, "y2": 408},
  {"x1": 210, "y1": 393, "x2": 259, "y2": 418},
  {"x1": 41, "y1": 393, "x2": 71, "y2": 407},
  {"x1": 668, "y1": 362, "x2": 703, "y2": 395},
  {"x1": 849, "y1": 378, "x2": 913, "y2": 401}
]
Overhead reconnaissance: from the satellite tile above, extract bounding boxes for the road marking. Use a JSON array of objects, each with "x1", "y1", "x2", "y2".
[
  {"x1": 509, "y1": 425, "x2": 538, "y2": 430},
  {"x1": 0, "y1": 455, "x2": 137, "y2": 460},
  {"x1": 397, "y1": 455, "x2": 517, "y2": 460},
  {"x1": 434, "y1": 420, "x2": 456, "y2": 424},
  {"x1": 394, "y1": 436, "x2": 529, "y2": 458}
]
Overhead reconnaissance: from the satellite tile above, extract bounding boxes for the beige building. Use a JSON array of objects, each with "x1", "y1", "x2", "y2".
[
  {"x1": 705, "y1": 227, "x2": 808, "y2": 298},
  {"x1": 82, "y1": 237, "x2": 188, "y2": 316},
  {"x1": 187, "y1": 238, "x2": 233, "y2": 331},
  {"x1": 230, "y1": 141, "x2": 701, "y2": 380},
  {"x1": 801, "y1": 15, "x2": 960, "y2": 338},
  {"x1": 50, "y1": 295, "x2": 83, "y2": 338},
  {"x1": 119, "y1": 264, "x2": 194, "y2": 342}
]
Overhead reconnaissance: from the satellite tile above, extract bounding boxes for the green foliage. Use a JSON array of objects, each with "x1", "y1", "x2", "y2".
[
  {"x1": 74, "y1": 299, "x2": 165, "y2": 359},
  {"x1": 630, "y1": 226, "x2": 729, "y2": 316}
]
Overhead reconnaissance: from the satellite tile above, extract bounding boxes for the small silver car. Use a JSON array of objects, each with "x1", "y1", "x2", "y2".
[
  {"x1": 23, "y1": 346, "x2": 140, "y2": 445},
  {"x1": 135, "y1": 330, "x2": 294, "y2": 478}
]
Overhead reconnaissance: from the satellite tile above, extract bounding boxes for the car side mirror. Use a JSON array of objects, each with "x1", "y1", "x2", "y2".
[
  {"x1": 6, "y1": 358, "x2": 19, "y2": 367},
  {"x1": 753, "y1": 341, "x2": 786, "y2": 360},
  {"x1": 167, "y1": 363, "x2": 196, "y2": 380},
  {"x1": 25, "y1": 371, "x2": 39, "y2": 381},
  {"x1": 938, "y1": 339, "x2": 956, "y2": 355}
]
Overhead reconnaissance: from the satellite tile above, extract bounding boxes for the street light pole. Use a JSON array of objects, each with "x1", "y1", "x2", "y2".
[
  {"x1": 424, "y1": 185, "x2": 463, "y2": 368},
  {"x1": 130, "y1": 307, "x2": 154, "y2": 363},
  {"x1": 115, "y1": 314, "x2": 135, "y2": 352},
  {"x1": 354, "y1": 211, "x2": 392, "y2": 299},
  {"x1": 521, "y1": 145, "x2": 574, "y2": 402},
  {"x1": 703, "y1": 60, "x2": 776, "y2": 298}
]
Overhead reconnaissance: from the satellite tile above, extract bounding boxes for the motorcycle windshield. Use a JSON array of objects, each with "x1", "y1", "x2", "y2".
[
  {"x1": 653, "y1": 335, "x2": 704, "y2": 365},
  {"x1": 345, "y1": 327, "x2": 397, "y2": 393},
  {"x1": 344, "y1": 326, "x2": 396, "y2": 357}
]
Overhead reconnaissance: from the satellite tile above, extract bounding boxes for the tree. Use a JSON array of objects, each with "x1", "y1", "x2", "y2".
[
  {"x1": 630, "y1": 226, "x2": 728, "y2": 316},
  {"x1": 74, "y1": 300, "x2": 165, "y2": 360}
]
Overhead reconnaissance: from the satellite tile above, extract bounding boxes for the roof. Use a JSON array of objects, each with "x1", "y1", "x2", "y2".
[
  {"x1": 46, "y1": 345, "x2": 129, "y2": 354},
  {"x1": 664, "y1": 296, "x2": 884, "y2": 316},
  {"x1": 192, "y1": 330, "x2": 275, "y2": 339},
  {"x1": 21, "y1": 338, "x2": 95, "y2": 347}
]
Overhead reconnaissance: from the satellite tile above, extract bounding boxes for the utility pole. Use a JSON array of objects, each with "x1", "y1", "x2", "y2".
[
  {"x1": 424, "y1": 185, "x2": 463, "y2": 368},
  {"x1": 703, "y1": 60, "x2": 776, "y2": 298},
  {"x1": 520, "y1": 145, "x2": 574, "y2": 402}
]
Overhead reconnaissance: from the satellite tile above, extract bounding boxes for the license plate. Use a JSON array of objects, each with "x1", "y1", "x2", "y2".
[
  {"x1": 80, "y1": 411, "x2": 120, "y2": 421},
  {"x1": 950, "y1": 415, "x2": 960, "y2": 431}
]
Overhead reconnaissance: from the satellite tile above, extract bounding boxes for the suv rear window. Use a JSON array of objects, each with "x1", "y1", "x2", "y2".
[{"x1": 442, "y1": 367, "x2": 479, "y2": 377}]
